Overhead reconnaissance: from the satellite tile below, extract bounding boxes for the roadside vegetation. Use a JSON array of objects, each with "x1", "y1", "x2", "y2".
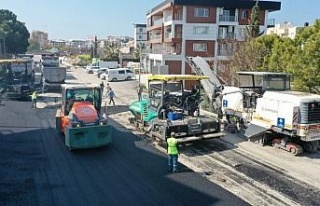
[
  {"x1": 231, "y1": 3, "x2": 320, "y2": 93},
  {"x1": 0, "y1": 9, "x2": 30, "y2": 56}
]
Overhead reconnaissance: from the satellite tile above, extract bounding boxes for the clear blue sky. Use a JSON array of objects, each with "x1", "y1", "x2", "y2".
[{"x1": 1, "y1": 0, "x2": 320, "y2": 40}]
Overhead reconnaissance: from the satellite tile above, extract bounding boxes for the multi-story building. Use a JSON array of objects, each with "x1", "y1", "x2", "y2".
[
  {"x1": 266, "y1": 22, "x2": 306, "y2": 39},
  {"x1": 133, "y1": 24, "x2": 148, "y2": 49},
  {"x1": 49, "y1": 39, "x2": 67, "y2": 48},
  {"x1": 30, "y1": 30, "x2": 48, "y2": 48},
  {"x1": 144, "y1": 0, "x2": 281, "y2": 77}
]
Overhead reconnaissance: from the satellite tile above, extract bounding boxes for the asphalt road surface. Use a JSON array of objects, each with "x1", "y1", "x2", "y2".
[{"x1": 0, "y1": 97, "x2": 248, "y2": 205}]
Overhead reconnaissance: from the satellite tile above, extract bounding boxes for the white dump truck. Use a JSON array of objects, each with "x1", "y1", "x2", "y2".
[{"x1": 41, "y1": 53, "x2": 67, "y2": 92}]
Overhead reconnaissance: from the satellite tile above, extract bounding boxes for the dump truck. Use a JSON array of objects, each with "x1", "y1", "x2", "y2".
[
  {"x1": 40, "y1": 53, "x2": 67, "y2": 92},
  {"x1": 55, "y1": 84, "x2": 112, "y2": 150},
  {"x1": 129, "y1": 74, "x2": 224, "y2": 143}
]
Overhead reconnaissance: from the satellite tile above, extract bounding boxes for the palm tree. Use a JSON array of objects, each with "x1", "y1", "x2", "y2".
[
  {"x1": 103, "y1": 42, "x2": 120, "y2": 60},
  {"x1": 134, "y1": 43, "x2": 145, "y2": 59}
]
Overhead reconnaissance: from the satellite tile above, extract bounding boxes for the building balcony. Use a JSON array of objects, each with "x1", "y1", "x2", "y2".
[
  {"x1": 163, "y1": 32, "x2": 182, "y2": 43},
  {"x1": 218, "y1": 32, "x2": 236, "y2": 40},
  {"x1": 164, "y1": 15, "x2": 172, "y2": 22},
  {"x1": 217, "y1": 43, "x2": 236, "y2": 56},
  {"x1": 150, "y1": 47, "x2": 181, "y2": 55},
  {"x1": 217, "y1": 49, "x2": 233, "y2": 56},
  {"x1": 267, "y1": 18, "x2": 275, "y2": 28},
  {"x1": 147, "y1": 47, "x2": 181, "y2": 55},
  {"x1": 149, "y1": 35, "x2": 162, "y2": 44},
  {"x1": 219, "y1": 15, "x2": 237, "y2": 22}
]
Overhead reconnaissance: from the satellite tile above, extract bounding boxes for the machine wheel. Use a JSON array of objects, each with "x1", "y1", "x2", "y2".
[
  {"x1": 287, "y1": 143, "x2": 303, "y2": 156},
  {"x1": 302, "y1": 141, "x2": 319, "y2": 153}
]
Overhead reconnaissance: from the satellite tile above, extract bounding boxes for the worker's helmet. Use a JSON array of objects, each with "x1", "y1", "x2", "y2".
[{"x1": 170, "y1": 132, "x2": 176, "y2": 137}]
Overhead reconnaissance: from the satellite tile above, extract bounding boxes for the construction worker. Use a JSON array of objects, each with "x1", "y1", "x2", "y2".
[
  {"x1": 100, "y1": 81, "x2": 105, "y2": 95},
  {"x1": 137, "y1": 83, "x2": 142, "y2": 101},
  {"x1": 167, "y1": 132, "x2": 180, "y2": 172},
  {"x1": 31, "y1": 91, "x2": 38, "y2": 109},
  {"x1": 106, "y1": 83, "x2": 111, "y2": 94},
  {"x1": 106, "y1": 87, "x2": 116, "y2": 106}
]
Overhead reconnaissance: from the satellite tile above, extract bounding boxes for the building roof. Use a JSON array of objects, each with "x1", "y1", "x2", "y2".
[
  {"x1": 133, "y1": 24, "x2": 147, "y2": 28},
  {"x1": 148, "y1": 0, "x2": 281, "y2": 15}
]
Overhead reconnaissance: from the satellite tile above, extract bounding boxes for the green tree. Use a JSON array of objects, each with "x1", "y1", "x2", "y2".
[
  {"x1": 102, "y1": 42, "x2": 119, "y2": 60},
  {"x1": 27, "y1": 39, "x2": 41, "y2": 52},
  {"x1": 0, "y1": 9, "x2": 30, "y2": 55},
  {"x1": 291, "y1": 19, "x2": 320, "y2": 92},
  {"x1": 134, "y1": 43, "x2": 145, "y2": 59},
  {"x1": 247, "y1": 1, "x2": 261, "y2": 39}
]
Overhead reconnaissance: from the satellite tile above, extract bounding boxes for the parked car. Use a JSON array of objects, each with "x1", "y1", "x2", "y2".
[
  {"x1": 100, "y1": 68, "x2": 135, "y2": 81},
  {"x1": 86, "y1": 66, "x2": 100, "y2": 74}
]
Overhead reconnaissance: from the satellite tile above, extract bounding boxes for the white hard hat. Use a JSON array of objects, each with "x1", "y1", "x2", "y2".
[{"x1": 170, "y1": 132, "x2": 176, "y2": 137}]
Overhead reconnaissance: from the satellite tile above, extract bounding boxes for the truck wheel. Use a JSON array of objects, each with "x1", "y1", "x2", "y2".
[
  {"x1": 302, "y1": 141, "x2": 318, "y2": 153},
  {"x1": 287, "y1": 143, "x2": 303, "y2": 156}
]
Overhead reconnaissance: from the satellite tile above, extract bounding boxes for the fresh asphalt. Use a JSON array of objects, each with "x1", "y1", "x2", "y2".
[{"x1": 0, "y1": 98, "x2": 248, "y2": 206}]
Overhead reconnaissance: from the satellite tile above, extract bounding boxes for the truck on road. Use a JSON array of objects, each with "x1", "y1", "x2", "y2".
[{"x1": 41, "y1": 53, "x2": 67, "y2": 92}]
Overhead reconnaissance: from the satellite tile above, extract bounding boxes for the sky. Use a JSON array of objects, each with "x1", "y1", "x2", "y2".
[{"x1": 1, "y1": 0, "x2": 320, "y2": 40}]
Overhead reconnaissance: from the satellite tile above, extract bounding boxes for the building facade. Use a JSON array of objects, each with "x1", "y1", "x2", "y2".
[
  {"x1": 133, "y1": 24, "x2": 148, "y2": 49},
  {"x1": 30, "y1": 30, "x2": 49, "y2": 49},
  {"x1": 144, "y1": 0, "x2": 281, "y2": 77},
  {"x1": 266, "y1": 22, "x2": 305, "y2": 39}
]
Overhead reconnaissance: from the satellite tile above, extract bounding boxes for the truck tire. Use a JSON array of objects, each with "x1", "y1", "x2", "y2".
[{"x1": 302, "y1": 141, "x2": 318, "y2": 153}]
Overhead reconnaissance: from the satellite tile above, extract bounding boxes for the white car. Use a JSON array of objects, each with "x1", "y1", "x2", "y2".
[
  {"x1": 86, "y1": 66, "x2": 100, "y2": 74},
  {"x1": 100, "y1": 68, "x2": 135, "y2": 81}
]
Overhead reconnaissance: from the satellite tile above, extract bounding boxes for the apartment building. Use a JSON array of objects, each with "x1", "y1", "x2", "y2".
[
  {"x1": 49, "y1": 39, "x2": 67, "y2": 48},
  {"x1": 144, "y1": 0, "x2": 281, "y2": 77},
  {"x1": 133, "y1": 24, "x2": 148, "y2": 49},
  {"x1": 266, "y1": 22, "x2": 306, "y2": 39},
  {"x1": 30, "y1": 30, "x2": 49, "y2": 48}
]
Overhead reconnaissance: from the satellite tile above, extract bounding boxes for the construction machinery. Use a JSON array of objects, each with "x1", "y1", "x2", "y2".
[
  {"x1": 0, "y1": 58, "x2": 34, "y2": 99},
  {"x1": 187, "y1": 56, "x2": 320, "y2": 156},
  {"x1": 129, "y1": 74, "x2": 224, "y2": 143},
  {"x1": 55, "y1": 84, "x2": 112, "y2": 150},
  {"x1": 222, "y1": 72, "x2": 320, "y2": 155},
  {"x1": 41, "y1": 53, "x2": 67, "y2": 92}
]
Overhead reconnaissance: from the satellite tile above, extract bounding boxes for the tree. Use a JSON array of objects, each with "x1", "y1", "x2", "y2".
[
  {"x1": 102, "y1": 42, "x2": 119, "y2": 60},
  {"x1": 230, "y1": 2, "x2": 262, "y2": 74},
  {"x1": 231, "y1": 39, "x2": 261, "y2": 72},
  {"x1": 290, "y1": 19, "x2": 320, "y2": 92},
  {"x1": 134, "y1": 43, "x2": 145, "y2": 59},
  {"x1": 27, "y1": 39, "x2": 40, "y2": 52},
  {"x1": 247, "y1": 1, "x2": 261, "y2": 39},
  {"x1": 0, "y1": 9, "x2": 30, "y2": 55}
]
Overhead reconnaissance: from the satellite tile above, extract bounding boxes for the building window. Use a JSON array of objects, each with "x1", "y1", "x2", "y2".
[
  {"x1": 139, "y1": 28, "x2": 143, "y2": 33},
  {"x1": 241, "y1": 10, "x2": 248, "y2": 19},
  {"x1": 194, "y1": 8, "x2": 209, "y2": 17},
  {"x1": 138, "y1": 35, "x2": 142, "y2": 40},
  {"x1": 193, "y1": 43, "x2": 207, "y2": 52},
  {"x1": 193, "y1": 26, "x2": 209, "y2": 34}
]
